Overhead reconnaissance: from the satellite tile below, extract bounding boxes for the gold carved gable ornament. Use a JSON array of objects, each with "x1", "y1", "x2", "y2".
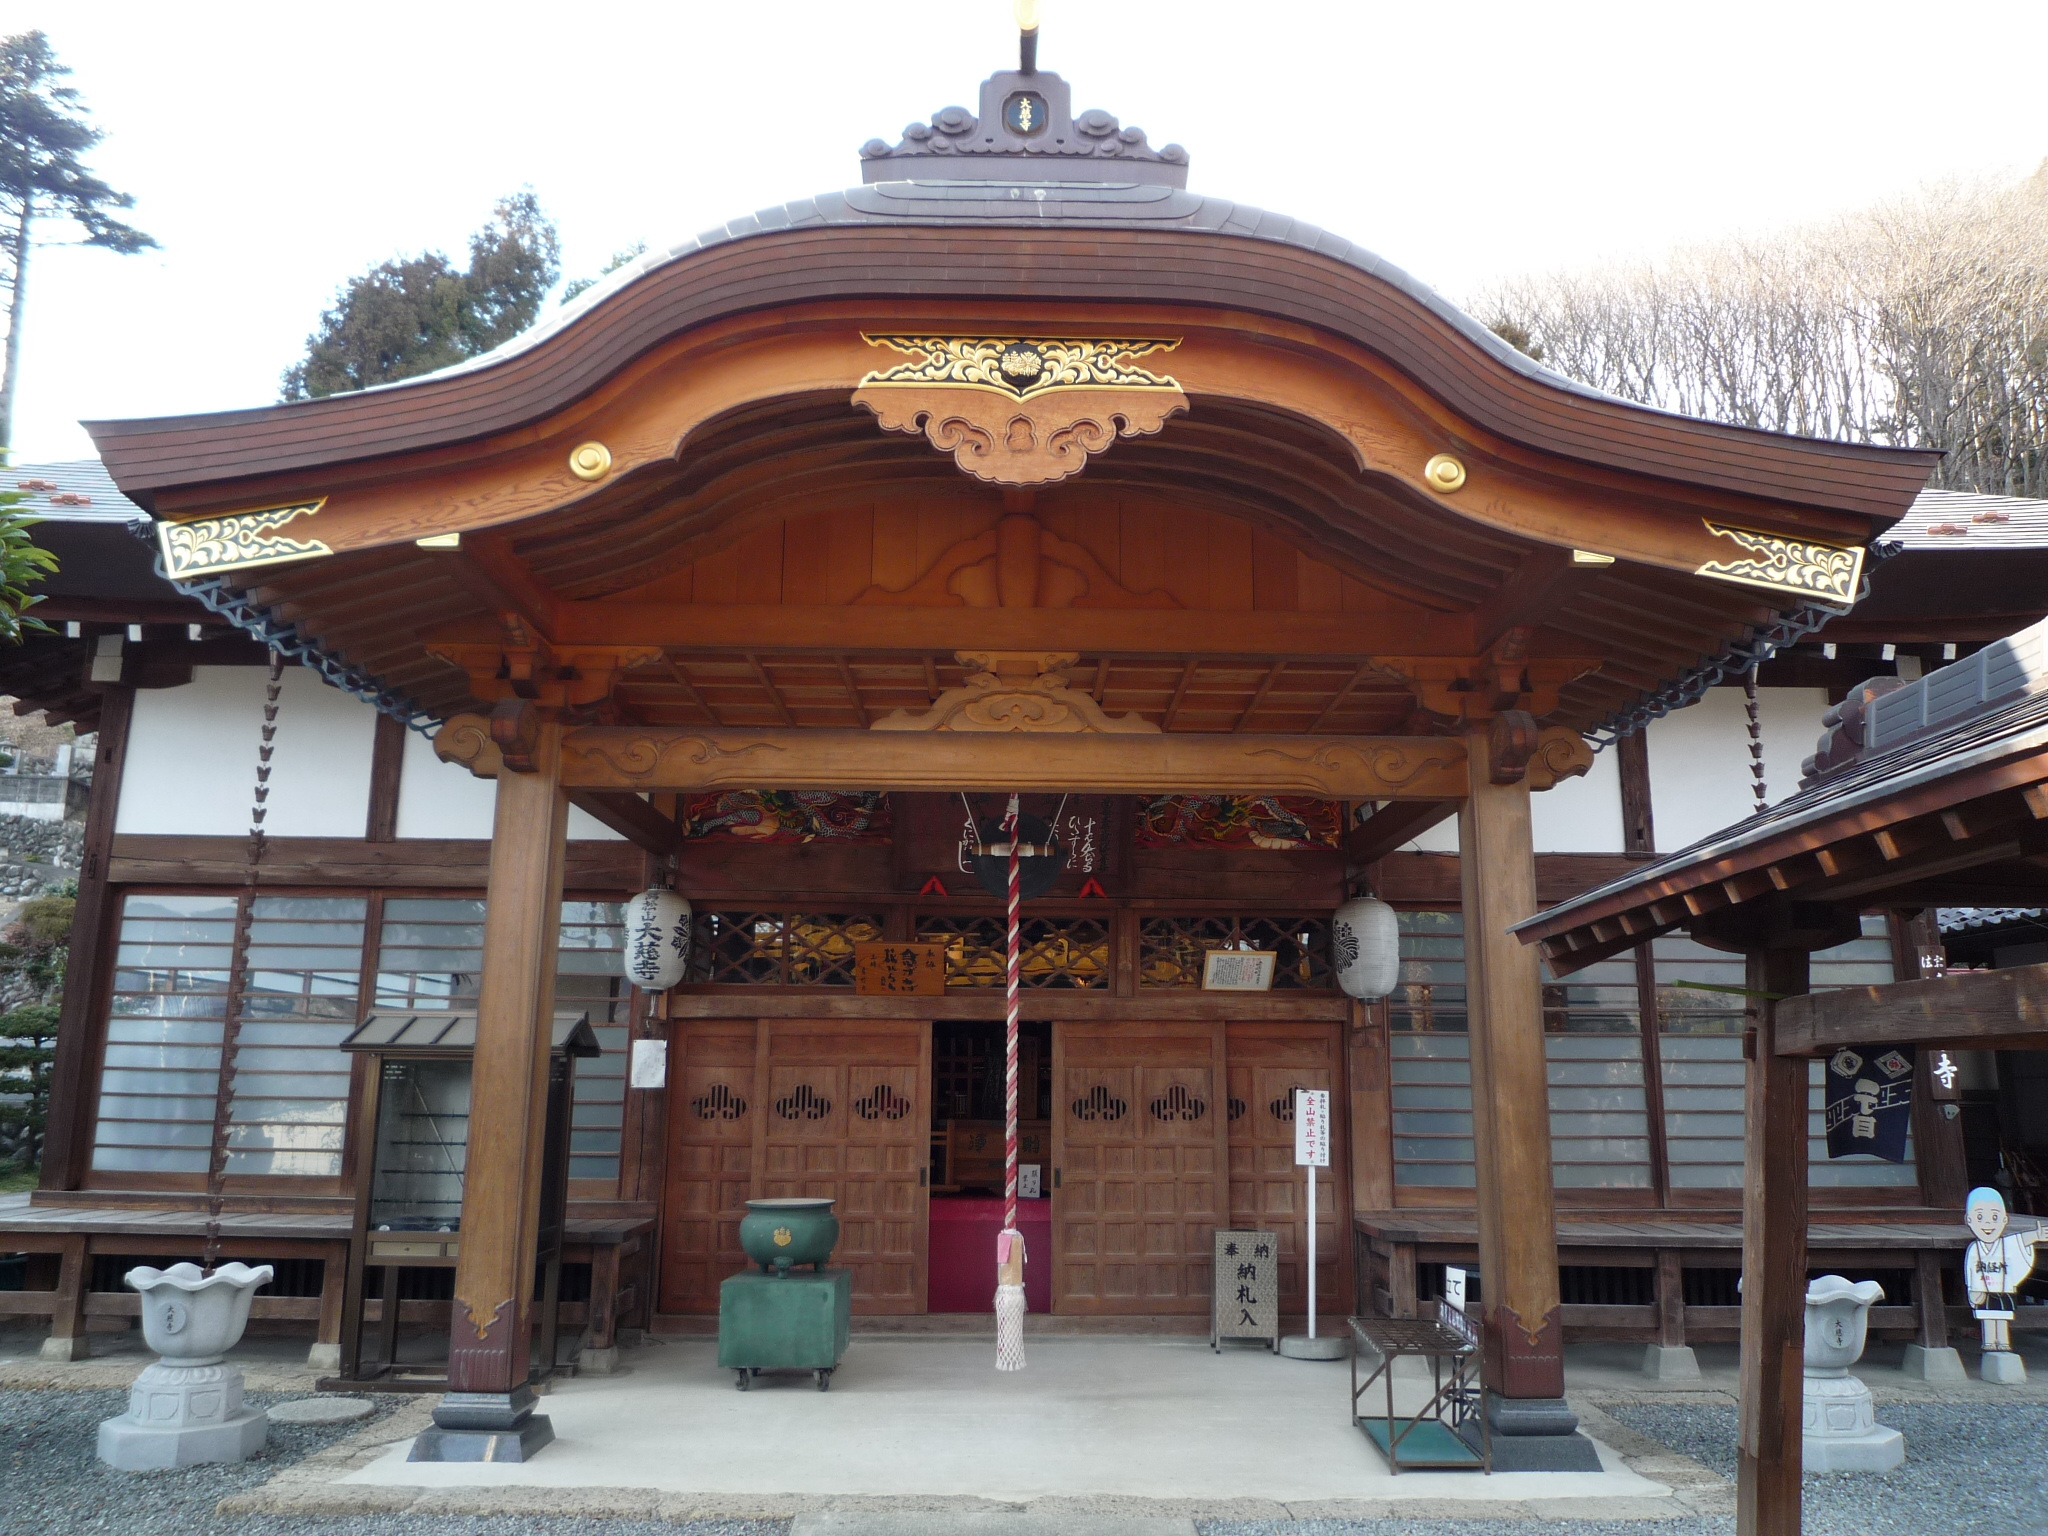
[
  {"x1": 157, "y1": 500, "x2": 332, "y2": 579},
  {"x1": 853, "y1": 335, "x2": 1189, "y2": 486},
  {"x1": 1693, "y1": 521, "x2": 1865, "y2": 607}
]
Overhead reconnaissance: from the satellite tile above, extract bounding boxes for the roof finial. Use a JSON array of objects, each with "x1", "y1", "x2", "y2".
[{"x1": 1016, "y1": 0, "x2": 1040, "y2": 74}]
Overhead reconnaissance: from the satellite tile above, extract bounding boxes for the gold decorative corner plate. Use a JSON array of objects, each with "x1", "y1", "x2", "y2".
[
  {"x1": 1694, "y1": 521, "x2": 1864, "y2": 607},
  {"x1": 158, "y1": 500, "x2": 332, "y2": 579}
]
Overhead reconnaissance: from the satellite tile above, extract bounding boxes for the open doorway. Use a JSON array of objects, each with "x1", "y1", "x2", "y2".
[{"x1": 928, "y1": 1019, "x2": 1053, "y2": 1311}]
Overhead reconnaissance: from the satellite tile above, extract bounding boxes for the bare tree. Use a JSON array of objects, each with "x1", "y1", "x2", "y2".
[{"x1": 1478, "y1": 165, "x2": 2048, "y2": 497}]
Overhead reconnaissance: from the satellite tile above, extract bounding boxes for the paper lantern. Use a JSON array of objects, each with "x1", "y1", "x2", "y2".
[
  {"x1": 1331, "y1": 895, "x2": 1399, "y2": 1000},
  {"x1": 623, "y1": 887, "x2": 693, "y2": 991}
]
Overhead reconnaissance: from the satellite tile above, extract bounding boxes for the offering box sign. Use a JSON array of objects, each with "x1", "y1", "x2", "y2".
[
  {"x1": 854, "y1": 942, "x2": 948, "y2": 996},
  {"x1": 1212, "y1": 1228, "x2": 1281, "y2": 1350}
]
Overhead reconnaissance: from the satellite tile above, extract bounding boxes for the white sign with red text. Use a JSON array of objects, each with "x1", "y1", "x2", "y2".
[{"x1": 1294, "y1": 1089, "x2": 1329, "y2": 1168}]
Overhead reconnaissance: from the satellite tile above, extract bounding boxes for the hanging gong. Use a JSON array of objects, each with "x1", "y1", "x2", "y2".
[{"x1": 971, "y1": 812, "x2": 1066, "y2": 899}]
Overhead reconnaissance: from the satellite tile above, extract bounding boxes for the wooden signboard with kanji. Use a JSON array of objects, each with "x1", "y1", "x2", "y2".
[{"x1": 854, "y1": 941, "x2": 947, "y2": 997}]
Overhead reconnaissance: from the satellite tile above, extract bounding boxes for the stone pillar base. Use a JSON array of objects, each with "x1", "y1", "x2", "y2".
[
  {"x1": 1804, "y1": 1423, "x2": 1904, "y2": 1473},
  {"x1": 97, "y1": 1361, "x2": 267, "y2": 1470},
  {"x1": 577, "y1": 1344, "x2": 622, "y2": 1375},
  {"x1": 305, "y1": 1341, "x2": 341, "y2": 1373},
  {"x1": 1900, "y1": 1344, "x2": 1966, "y2": 1382},
  {"x1": 1640, "y1": 1344, "x2": 1702, "y2": 1382},
  {"x1": 1981, "y1": 1349, "x2": 2028, "y2": 1384},
  {"x1": 1475, "y1": 1393, "x2": 1603, "y2": 1470},
  {"x1": 410, "y1": 1385, "x2": 555, "y2": 1463},
  {"x1": 40, "y1": 1334, "x2": 88, "y2": 1363}
]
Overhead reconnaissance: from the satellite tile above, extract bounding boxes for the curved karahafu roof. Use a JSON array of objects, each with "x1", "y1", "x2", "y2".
[
  {"x1": 80, "y1": 45, "x2": 1941, "y2": 739},
  {"x1": 88, "y1": 176, "x2": 1934, "y2": 520}
]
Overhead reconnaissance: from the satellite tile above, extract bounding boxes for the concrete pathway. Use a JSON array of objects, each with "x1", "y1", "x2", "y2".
[{"x1": 341, "y1": 1336, "x2": 1672, "y2": 1508}]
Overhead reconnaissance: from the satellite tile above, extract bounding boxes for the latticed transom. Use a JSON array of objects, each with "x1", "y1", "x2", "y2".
[
  {"x1": 1139, "y1": 915, "x2": 1333, "y2": 989},
  {"x1": 914, "y1": 915, "x2": 1111, "y2": 989},
  {"x1": 687, "y1": 912, "x2": 885, "y2": 985}
]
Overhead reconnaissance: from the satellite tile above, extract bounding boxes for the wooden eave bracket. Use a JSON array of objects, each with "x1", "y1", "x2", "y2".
[{"x1": 426, "y1": 637, "x2": 663, "y2": 710}]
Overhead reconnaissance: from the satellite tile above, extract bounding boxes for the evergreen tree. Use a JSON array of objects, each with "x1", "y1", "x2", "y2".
[
  {"x1": 0, "y1": 31, "x2": 156, "y2": 449},
  {"x1": 281, "y1": 191, "x2": 562, "y2": 400}
]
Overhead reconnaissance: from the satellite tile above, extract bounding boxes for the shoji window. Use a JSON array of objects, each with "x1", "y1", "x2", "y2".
[
  {"x1": 92, "y1": 895, "x2": 239, "y2": 1173},
  {"x1": 1389, "y1": 911, "x2": 1653, "y2": 1192},
  {"x1": 224, "y1": 897, "x2": 366, "y2": 1176},
  {"x1": 1541, "y1": 955, "x2": 1653, "y2": 1190},
  {"x1": 555, "y1": 901, "x2": 626, "y2": 1183},
  {"x1": 374, "y1": 896, "x2": 628, "y2": 1186},
  {"x1": 1388, "y1": 911, "x2": 1473, "y2": 1188},
  {"x1": 1654, "y1": 915, "x2": 1912, "y2": 1190}
]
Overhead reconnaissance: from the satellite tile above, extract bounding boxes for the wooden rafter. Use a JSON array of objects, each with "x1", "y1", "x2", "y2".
[
  {"x1": 747, "y1": 653, "x2": 794, "y2": 726},
  {"x1": 662, "y1": 656, "x2": 722, "y2": 726},
  {"x1": 833, "y1": 655, "x2": 871, "y2": 728},
  {"x1": 1233, "y1": 661, "x2": 1288, "y2": 734},
  {"x1": 1162, "y1": 660, "x2": 1200, "y2": 732}
]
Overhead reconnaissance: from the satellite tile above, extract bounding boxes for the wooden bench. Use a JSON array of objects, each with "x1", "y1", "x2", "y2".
[
  {"x1": 0, "y1": 1194, "x2": 650, "y2": 1368},
  {"x1": 1355, "y1": 1210, "x2": 1987, "y2": 1353}
]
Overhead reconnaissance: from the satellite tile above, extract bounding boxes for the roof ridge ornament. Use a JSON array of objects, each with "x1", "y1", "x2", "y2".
[{"x1": 859, "y1": 3, "x2": 1187, "y2": 187}]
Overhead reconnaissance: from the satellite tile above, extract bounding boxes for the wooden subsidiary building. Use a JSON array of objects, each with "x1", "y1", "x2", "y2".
[{"x1": 2, "y1": 33, "x2": 1973, "y2": 1466}]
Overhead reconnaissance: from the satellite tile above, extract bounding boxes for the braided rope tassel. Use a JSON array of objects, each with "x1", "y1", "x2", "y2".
[
  {"x1": 996, "y1": 792, "x2": 1026, "y2": 1371},
  {"x1": 1745, "y1": 664, "x2": 1767, "y2": 815}
]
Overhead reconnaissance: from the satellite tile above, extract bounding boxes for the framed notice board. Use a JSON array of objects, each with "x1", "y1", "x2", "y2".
[{"x1": 853, "y1": 941, "x2": 947, "y2": 997}]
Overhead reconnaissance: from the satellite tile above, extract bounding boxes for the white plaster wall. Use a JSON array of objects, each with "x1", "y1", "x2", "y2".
[
  {"x1": 397, "y1": 725, "x2": 623, "y2": 840},
  {"x1": 1382, "y1": 745, "x2": 1624, "y2": 856},
  {"x1": 1530, "y1": 745, "x2": 1622, "y2": 853},
  {"x1": 117, "y1": 666, "x2": 377, "y2": 837},
  {"x1": 1645, "y1": 686, "x2": 1828, "y2": 853}
]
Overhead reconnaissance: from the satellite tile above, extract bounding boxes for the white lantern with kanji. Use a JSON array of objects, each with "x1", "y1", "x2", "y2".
[
  {"x1": 623, "y1": 887, "x2": 692, "y2": 991},
  {"x1": 1331, "y1": 895, "x2": 1399, "y2": 1000}
]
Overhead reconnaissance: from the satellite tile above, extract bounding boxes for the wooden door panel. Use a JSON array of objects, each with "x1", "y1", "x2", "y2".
[
  {"x1": 1053, "y1": 1022, "x2": 1225, "y2": 1315},
  {"x1": 1225, "y1": 1023, "x2": 1346, "y2": 1319},
  {"x1": 660, "y1": 1023, "x2": 759, "y2": 1313},
  {"x1": 662, "y1": 1019, "x2": 928, "y2": 1315},
  {"x1": 762, "y1": 1023, "x2": 927, "y2": 1314}
]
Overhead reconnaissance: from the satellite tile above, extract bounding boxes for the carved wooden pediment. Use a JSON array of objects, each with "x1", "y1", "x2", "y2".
[
  {"x1": 871, "y1": 651, "x2": 1159, "y2": 734},
  {"x1": 855, "y1": 513, "x2": 1176, "y2": 610},
  {"x1": 852, "y1": 335, "x2": 1189, "y2": 486}
]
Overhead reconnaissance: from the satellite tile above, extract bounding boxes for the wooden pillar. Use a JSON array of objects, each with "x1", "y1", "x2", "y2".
[
  {"x1": 40, "y1": 684, "x2": 134, "y2": 1191},
  {"x1": 1737, "y1": 946, "x2": 1811, "y2": 1536},
  {"x1": 1458, "y1": 767, "x2": 1566, "y2": 1409},
  {"x1": 1894, "y1": 911, "x2": 1969, "y2": 1208},
  {"x1": 445, "y1": 717, "x2": 568, "y2": 1404}
]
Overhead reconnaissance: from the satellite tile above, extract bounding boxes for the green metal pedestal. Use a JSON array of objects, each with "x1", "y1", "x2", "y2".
[{"x1": 717, "y1": 1268, "x2": 852, "y2": 1390}]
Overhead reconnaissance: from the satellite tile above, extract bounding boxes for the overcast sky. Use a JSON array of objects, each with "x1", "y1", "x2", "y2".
[{"x1": 9, "y1": 0, "x2": 2047, "y2": 464}]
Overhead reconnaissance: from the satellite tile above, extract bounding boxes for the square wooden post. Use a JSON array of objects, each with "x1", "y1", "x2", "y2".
[
  {"x1": 419, "y1": 715, "x2": 568, "y2": 1462},
  {"x1": 1459, "y1": 769, "x2": 1574, "y2": 1443},
  {"x1": 1737, "y1": 946, "x2": 1810, "y2": 1536}
]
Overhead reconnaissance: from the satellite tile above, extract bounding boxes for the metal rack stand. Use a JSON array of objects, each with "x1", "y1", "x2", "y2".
[{"x1": 1348, "y1": 1302, "x2": 1491, "y2": 1473}]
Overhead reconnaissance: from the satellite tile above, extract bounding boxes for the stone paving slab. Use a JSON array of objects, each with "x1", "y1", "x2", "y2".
[{"x1": 792, "y1": 1515, "x2": 1199, "y2": 1536}]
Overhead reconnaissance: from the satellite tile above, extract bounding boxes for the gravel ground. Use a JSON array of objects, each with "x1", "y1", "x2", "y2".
[
  {"x1": 1200, "y1": 1402, "x2": 2048, "y2": 1536},
  {"x1": 0, "y1": 1388, "x2": 787, "y2": 1536},
  {"x1": 1609, "y1": 1401, "x2": 2048, "y2": 1536}
]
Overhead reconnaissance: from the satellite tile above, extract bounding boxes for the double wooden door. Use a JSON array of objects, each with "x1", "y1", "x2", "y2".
[{"x1": 660, "y1": 1018, "x2": 929, "y2": 1314}]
